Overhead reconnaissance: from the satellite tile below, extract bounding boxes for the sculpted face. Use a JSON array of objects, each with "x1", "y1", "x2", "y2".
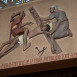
[{"x1": 50, "y1": 7, "x2": 54, "y2": 13}]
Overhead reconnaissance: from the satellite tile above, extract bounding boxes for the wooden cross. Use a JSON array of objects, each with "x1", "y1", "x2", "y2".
[{"x1": 29, "y1": 6, "x2": 62, "y2": 54}]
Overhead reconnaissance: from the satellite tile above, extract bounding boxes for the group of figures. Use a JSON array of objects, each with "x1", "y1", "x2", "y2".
[{"x1": 0, "y1": 5, "x2": 73, "y2": 58}]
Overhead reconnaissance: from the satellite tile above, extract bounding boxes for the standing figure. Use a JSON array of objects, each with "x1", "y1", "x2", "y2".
[
  {"x1": 10, "y1": 11, "x2": 33, "y2": 50},
  {"x1": 0, "y1": 11, "x2": 33, "y2": 51}
]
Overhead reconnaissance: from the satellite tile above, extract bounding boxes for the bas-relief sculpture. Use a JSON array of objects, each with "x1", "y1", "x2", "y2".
[{"x1": 0, "y1": 5, "x2": 73, "y2": 58}]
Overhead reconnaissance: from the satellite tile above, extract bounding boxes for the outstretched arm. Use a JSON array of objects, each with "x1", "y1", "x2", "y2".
[
  {"x1": 40, "y1": 16, "x2": 51, "y2": 21},
  {"x1": 40, "y1": 15, "x2": 54, "y2": 21},
  {"x1": 19, "y1": 22, "x2": 34, "y2": 28}
]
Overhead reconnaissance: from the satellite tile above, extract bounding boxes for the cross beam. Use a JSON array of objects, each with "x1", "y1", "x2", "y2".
[{"x1": 29, "y1": 6, "x2": 62, "y2": 54}]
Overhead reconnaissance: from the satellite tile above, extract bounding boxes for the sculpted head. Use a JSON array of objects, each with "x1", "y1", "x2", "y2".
[{"x1": 50, "y1": 5, "x2": 58, "y2": 13}]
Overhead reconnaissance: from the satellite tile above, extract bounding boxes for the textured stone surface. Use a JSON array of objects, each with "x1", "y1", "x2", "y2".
[{"x1": 0, "y1": 0, "x2": 77, "y2": 69}]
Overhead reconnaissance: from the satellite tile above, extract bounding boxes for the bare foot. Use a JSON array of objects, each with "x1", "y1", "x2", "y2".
[
  {"x1": 68, "y1": 29, "x2": 73, "y2": 37},
  {"x1": 23, "y1": 43, "x2": 31, "y2": 51}
]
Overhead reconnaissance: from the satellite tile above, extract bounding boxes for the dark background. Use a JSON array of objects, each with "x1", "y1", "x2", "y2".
[{"x1": 11, "y1": 67, "x2": 77, "y2": 77}]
